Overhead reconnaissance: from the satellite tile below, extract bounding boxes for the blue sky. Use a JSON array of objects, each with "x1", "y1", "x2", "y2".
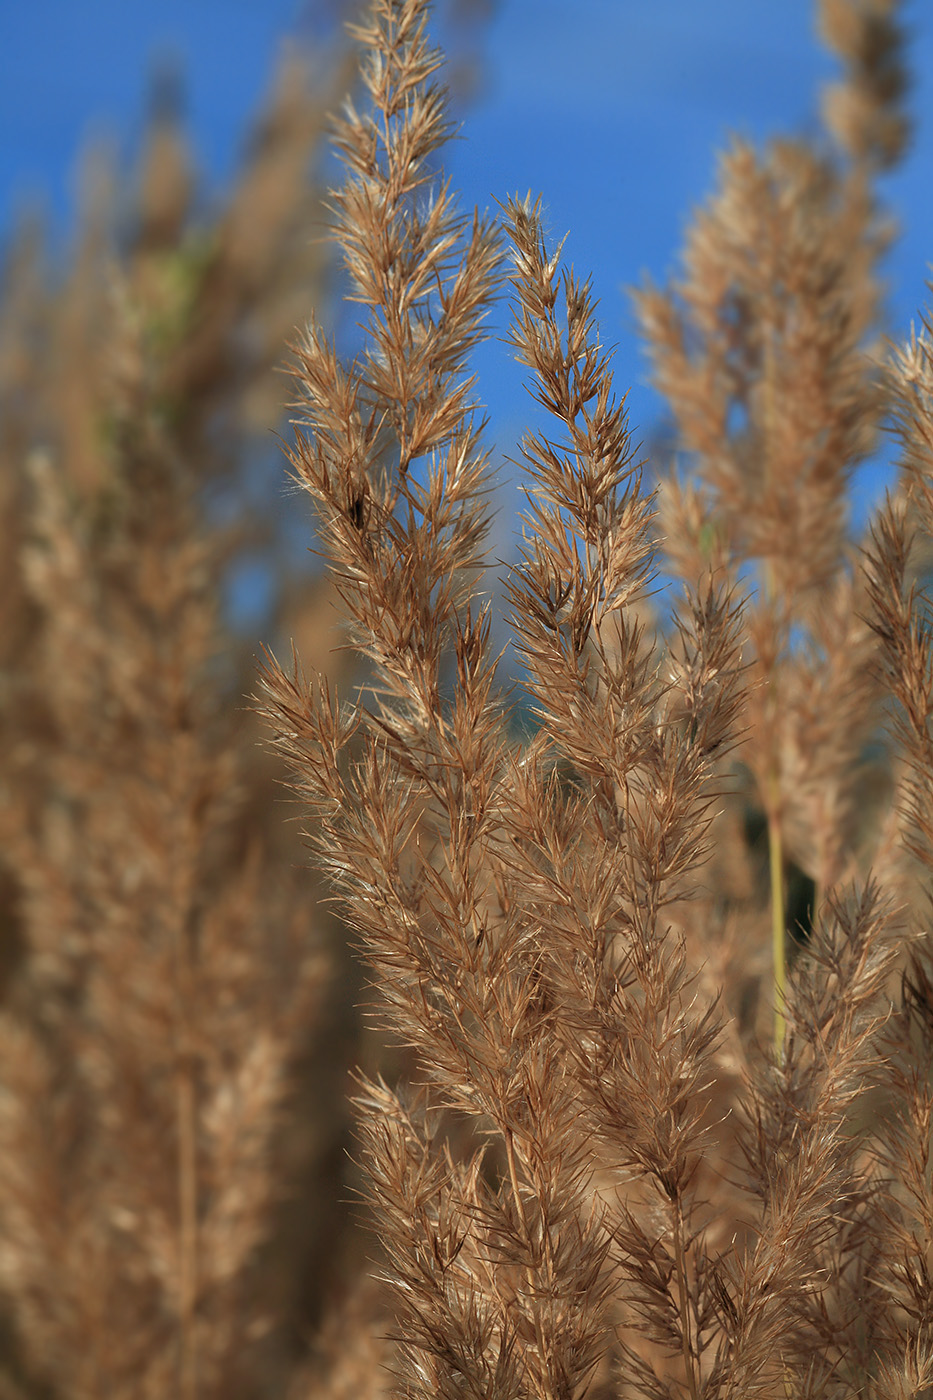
[{"x1": 2, "y1": 0, "x2": 931, "y2": 541}]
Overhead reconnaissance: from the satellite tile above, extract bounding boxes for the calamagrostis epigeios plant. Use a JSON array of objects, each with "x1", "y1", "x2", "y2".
[
  {"x1": 633, "y1": 0, "x2": 912, "y2": 1054},
  {"x1": 5, "y1": 0, "x2": 933, "y2": 1393}
]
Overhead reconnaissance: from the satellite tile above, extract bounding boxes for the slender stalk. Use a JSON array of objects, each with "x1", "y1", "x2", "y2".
[
  {"x1": 176, "y1": 1053, "x2": 199, "y2": 1400},
  {"x1": 672, "y1": 1196, "x2": 701, "y2": 1400},
  {"x1": 170, "y1": 699, "x2": 201, "y2": 1400},
  {"x1": 768, "y1": 790, "x2": 787, "y2": 1058},
  {"x1": 503, "y1": 1125, "x2": 551, "y2": 1400},
  {"x1": 761, "y1": 324, "x2": 787, "y2": 1061},
  {"x1": 172, "y1": 786, "x2": 199, "y2": 1400}
]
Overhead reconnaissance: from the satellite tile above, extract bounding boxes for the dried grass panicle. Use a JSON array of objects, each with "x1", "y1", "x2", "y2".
[
  {"x1": 858, "y1": 307, "x2": 933, "y2": 1386},
  {"x1": 818, "y1": 0, "x2": 912, "y2": 171},
  {"x1": 0, "y1": 286, "x2": 326, "y2": 1400},
  {"x1": 719, "y1": 882, "x2": 899, "y2": 1394},
  {"x1": 500, "y1": 194, "x2": 747, "y2": 1400},
  {"x1": 632, "y1": 0, "x2": 912, "y2": 1069},
  {"x1": 866, "y1": 314, "x2": 933, "y2": 876},
  {"x1": 0, "y1": 26, "x2": 364, "y2": 1400}
]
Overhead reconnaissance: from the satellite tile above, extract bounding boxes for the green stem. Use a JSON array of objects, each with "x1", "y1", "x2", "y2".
[{"x1": 761, "y1": 508, "x2": 786, "y2": 1058}]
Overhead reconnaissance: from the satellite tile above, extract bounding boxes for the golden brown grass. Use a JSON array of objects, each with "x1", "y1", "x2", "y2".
[
  {"x1": 262, "y1": 1, "x2": 933, "y2": 1396},
  {"x1": 4, "y1": 0, "x2": 933, "y2": 1395}
]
